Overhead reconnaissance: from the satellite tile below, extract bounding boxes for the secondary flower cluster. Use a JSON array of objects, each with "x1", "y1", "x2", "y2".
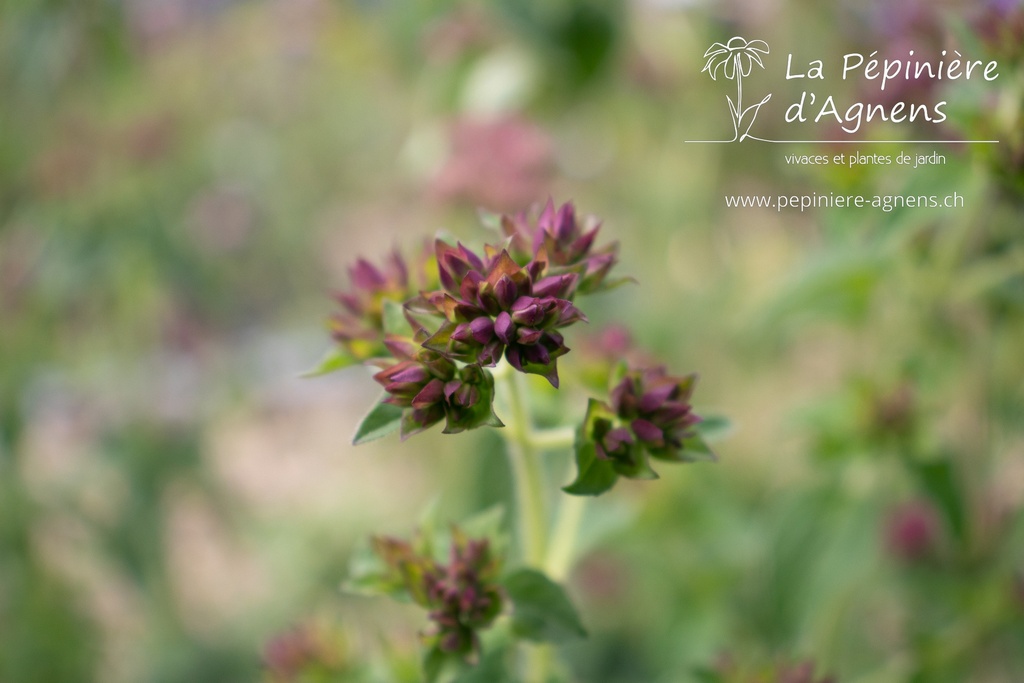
[
  {"x1": 330, "y1": 244, "x2": 435, "y2": 361},
  {"x1": 332, "y1": 199, "x2": 622, "y2": 438},
  {"x1": 566, "y1": 364, "x2": 713, "y2": 496},
  {"x1": 372, "y1": 531, "x2": 503, "y2": 661}
]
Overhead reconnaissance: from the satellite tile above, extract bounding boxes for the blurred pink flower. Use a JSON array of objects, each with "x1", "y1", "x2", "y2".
[
  {"x1": 885, "y1": 500, "x2": 941, "y2": 563},
  {"x1": 431, "y1": 116, "x2": 553, "y2": 213}
]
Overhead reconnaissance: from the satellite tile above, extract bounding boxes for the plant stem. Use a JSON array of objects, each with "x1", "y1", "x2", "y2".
[
  {"x1": 545, "y1": 493, "x2": 587, "y2": 581},
  {"x1": 500, "y1": 364, "x2": 548, "y2": 567},
  {"x1": 529, "y1": 426, "x2": 576, "y2": 451},
  {"x1": 495, "y1": 363, "x2": 591, "y2": 682},
  {"x1": 496, "y1": 365, "x2": 555, "y2": 682}
]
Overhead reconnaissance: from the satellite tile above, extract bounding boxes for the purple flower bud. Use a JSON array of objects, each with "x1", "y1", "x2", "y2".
[
  {"x1": 494, "y1": 312, "x2": 515, "y2": 345},
  {"x1": 516, "y1": 327, "x2": 543, "y2": 345},
  {"x1": 412, "y1": 379, "x2": 446, "y2": 409},
  {"x1": 630, "y1": 418, "x2": 664, "y2": 445},
  {"x1": 510, "y1": 296, "x2": 545, "y2": 326},
  {"x1": 469, "y1": 316, "x2": 495, "y2": 344},
  {"x1": 494, "y1": 274, "x2": 519, "y2": 310}
]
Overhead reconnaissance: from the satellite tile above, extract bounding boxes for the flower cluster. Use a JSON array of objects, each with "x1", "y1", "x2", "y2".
[
  {"x1": 263, "y1": 620, "x2": 352, "y2": 682},
  {"x1": 371, "y1": 340, "x2": 502, "y2": 437},
  {"x1": 566, "y1": 365, "x2": 713, "y2": 496},
  {"x1": 418, "y1": 243, "x2": 586, "y2": 387},
  {"x1": 330, "y1": 244, "x2": 435, "y2": 361},
  {"x1": 371, "y1": 531, "x2": 503, "y2": 661},
  {"x1": 331, "y1": 199, "x2": 623, "y2": 439}
]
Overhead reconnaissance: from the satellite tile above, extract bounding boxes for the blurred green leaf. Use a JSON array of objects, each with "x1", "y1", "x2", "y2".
[
  {"x1": 504, "y1": 568, "x2": 586, "y2": 643},
  {"x1": 382, "y1": 299, "x2": 408, "y2": 336},
  {"x1": 423, "y1": 646, "x2": 446, "y2": 683},
  {"x1": 451, "y1": 645, "x2": 511, "y2": 683},
  {"x1": 352, "y1": 400, "x2": 404, "y2": 445},
  {"x1": 461, "y1": 505, "x2": 507, "y2": 553},
  {"x1": 761, "y1": 251, "x2": 888, "y2": 327},
  {"x1": 693, "y1": 415, "x2": 733, "y2": 441},
  {"x1": 911, "y1": 457, "x2": 966, "y2": 543},
  {"x1": 302, "y1": 346, "x2": 357, "y2": 377},
  {"x1": 678, "y1": 434, "x2": 718, "y2": 463},
  {"x1": 342, "y1": 543, "x2": 407, "y2": 600}
]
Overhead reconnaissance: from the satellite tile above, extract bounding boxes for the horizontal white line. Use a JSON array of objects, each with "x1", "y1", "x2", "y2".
[{"x1": 685, "y1": 139, "x2": 1000, "y2": 144}]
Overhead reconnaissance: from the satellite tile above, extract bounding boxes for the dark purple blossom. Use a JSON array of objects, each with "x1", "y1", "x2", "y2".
[
  {"x1": 372, "y1": 345, "x2": 502, "y2": 438},
  {"x1": 602, "y1": 367, "x2": 703, "y2": 463},
  {"x1": 422, "y1": 240, "x2": 586, "y2": 387}
]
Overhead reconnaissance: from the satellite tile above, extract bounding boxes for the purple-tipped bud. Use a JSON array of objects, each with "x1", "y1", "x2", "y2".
[
  {"x1": 494, "y1": 312, "x2": 515, "y2": 345},
  {"x1": 516, "y1": 327, "x2": 544, "y2": 345},
  {"x1": 630, "y1": 418, "x2": 664, "y2": 445},
  {"x1": 469, "y1": 316, "x2": 495, "y2": 344},
  {"x1": 494, "y1": 275, "x2": 519, "y2": 310},
  {"x1": 510, "y1": 297, "x2": 545, "y2": 326}
]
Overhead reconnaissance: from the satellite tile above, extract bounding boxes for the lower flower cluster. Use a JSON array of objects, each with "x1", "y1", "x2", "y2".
[{"x1": 371, "y1": 531, "x2": 503, "y2": 662}]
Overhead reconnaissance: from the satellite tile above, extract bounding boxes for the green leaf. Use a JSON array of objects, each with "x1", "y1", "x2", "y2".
[
  {"x1": 761, "y1": 251, "x2": 887, "y2": 328},
  {"x1": 342, "y1": 542, "x2": 407, "y2": 600},
  {"x1": 613, "y1": 447, "x2": 660, "y2": 480},
  {"x1": 422, "y1": 646, "x2": 447, "y2": 683},
  {"x1": 301, "y1": 346, "x2": 356, "y2": 377},
  {"x1": 579, "y1": 274, "x2": 637, "y2": 296},
  {"x1": 691, "y1": 667, "x2": 726, "y2": 683},
  {"x1": 352, "y1": 399, "x2": 404, "y2": 445},
  {"x1": 461, "y1": 505, "x2": 506, "y2": 548},
  {"x1": 451, "y1": 645, "x2": 510, "y2": 683},
  {"x1": 563, "y1": 438, "x2": 618, "y2": 496},
  {"x1": 564, "y1": 399, "x2": 620, "y2": 496},
  {"x1": 477, "y1": 208, "x2": 503, "y2": 234},
  {"x1": 693, "y1": 414, "x2": 733, "y2": 441},
  {"x1": 912, "y1": 457, "x2": 966, "y2": 543},
  {"x1": 504, "y1": 568, "x2": 587, "y2": 643},
  {"x1": 423, "y1": 321, "x2": 457, "y2": 354},
  {"x1": 382, "y1": 299, "x2": 408, "y2": 336},
  {"x1": 678, "y1": 434, "x2": 718, "y2": 463}
]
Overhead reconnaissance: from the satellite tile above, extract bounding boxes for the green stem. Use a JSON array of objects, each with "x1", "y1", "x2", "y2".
[
  {"x1": 496, "y1": 365, "x2": 553, "y2": 682},
  {"x1": 545, "y1": 494, "x2": 587, "y2": 581},
  {"x1": 494, "y1": 363, "x2": 589, "y2": 682},
  {"x1": 500, "y1": 365, "x2": 548, "y2": 567},
  {"x1": 529, "y1": 426, "x2": 576, "y2": 451}
]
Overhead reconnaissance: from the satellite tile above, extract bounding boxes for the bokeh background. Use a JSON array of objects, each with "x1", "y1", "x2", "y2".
[{"x1": 2, "y1": 0, "x2": 1023, "y2": 681}]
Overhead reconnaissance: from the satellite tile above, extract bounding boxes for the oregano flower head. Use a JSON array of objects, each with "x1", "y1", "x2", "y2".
[
  {"x1": 372, "y1": 344, "x2": 502, "y2": 438},
  {"x1": 420, "y1": 241, "x2": 586, "y2": 386},
  {"x1": 370, "y1": 531, "x2": 503, "y2": 662},
  {"x1": 566, "y1": 364, "x2": 715, "y2": 496}
]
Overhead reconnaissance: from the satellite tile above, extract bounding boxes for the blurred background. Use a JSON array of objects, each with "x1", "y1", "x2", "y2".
[{"x1": 2, "y1": 0, "x2": 1023, "y2": 681}]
